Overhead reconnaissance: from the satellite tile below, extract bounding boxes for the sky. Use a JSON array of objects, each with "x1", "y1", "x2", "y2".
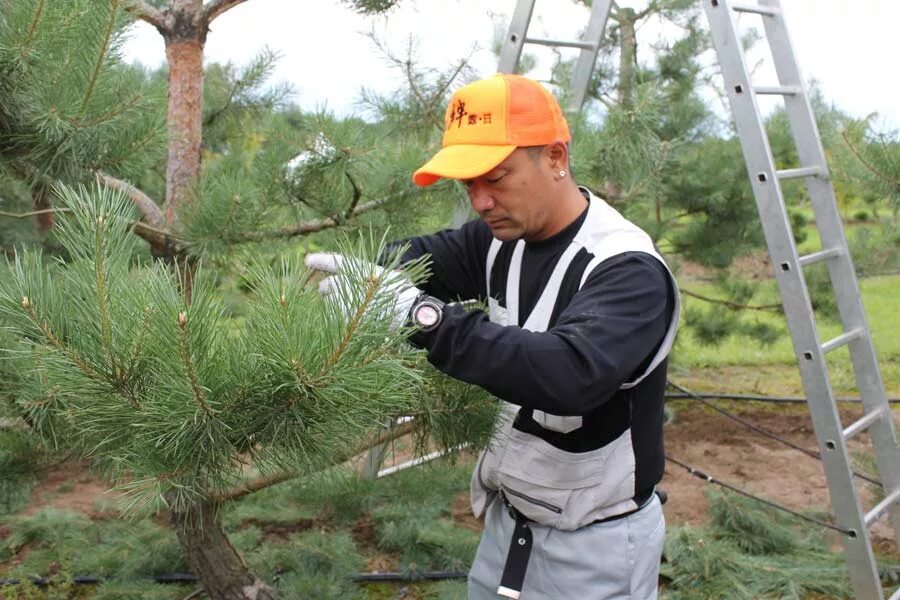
[{"x1": 122, "y1": 0, "x2": 900, "y2": 130}]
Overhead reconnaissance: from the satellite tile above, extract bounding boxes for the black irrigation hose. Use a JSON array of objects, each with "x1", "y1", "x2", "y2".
[
  {"x1": 665, "y1": 454, "x2": 858, "y2": 537},
  {"x1": 665, "y1": 391, "x2": 900, "y2": 404},
  {"x1": 667, "y1": 380, "x2": 884, "y2": 487},
  {"x1": 1, "y1": 570, "x2": 470, "y2": 588},
  {"x1": 350, "y1": 570, "x2": 468, "y2": 582},
  {"x1": 0, "y1": 573, "x2": 198, "y2": 587}
]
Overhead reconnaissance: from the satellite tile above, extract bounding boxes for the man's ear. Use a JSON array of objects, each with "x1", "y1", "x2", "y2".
[{"x1": 545, "y1": 141, "x2": 569, "y2": 170}]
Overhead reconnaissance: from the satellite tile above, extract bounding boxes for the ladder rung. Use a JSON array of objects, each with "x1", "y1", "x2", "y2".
[
  {"x1": 798, "y1": 247, "x2": 843, "y2": 267},
  {"x1": 842, "y1": 406, "x2": 888, "y2": 441},
  {"x1": 864, "y1": 487, "x2": 900, "y2": 528},
  {"x1": 777, "y1": 166, "x2": 825, "y2": 180},
  {"x1": 754, "y1": 85, "x2": 801, "y2": 96},
  {"x1": 821, "y1": 328, "x2": 864, "y2": 354},
  {"x1": 730, "y1": 2, "x2": 781, "y2": 16},
  {"x1": 524, "y1": 36, "x2": 596, "y2": 50}
]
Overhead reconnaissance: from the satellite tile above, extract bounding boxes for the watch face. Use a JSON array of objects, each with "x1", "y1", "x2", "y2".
[{"x1": 415, "y1": 304, "x2": 440, "y2": 328}]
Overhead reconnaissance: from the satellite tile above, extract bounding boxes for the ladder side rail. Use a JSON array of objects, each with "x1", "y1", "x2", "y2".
[
  {"x1": 760, "y1": 0, "x2": 900, "y2": 544},
  {"x1": 498, "y1": 0, "x2": 538, "y2": 74},
  {"x1": 702, "y1": 2, "x2": 884, "y2": 597},
  {"x1": 567, "y1": 0, "x2": 614, "y2": 112}
]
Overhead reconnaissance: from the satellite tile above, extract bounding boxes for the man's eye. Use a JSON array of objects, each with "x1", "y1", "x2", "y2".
[{"x1": 486, "y1": 174, "x2": 505, "y2": 184}]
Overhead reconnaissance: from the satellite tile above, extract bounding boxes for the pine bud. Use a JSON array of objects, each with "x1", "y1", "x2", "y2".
[
  {"x1": 279, "y1": 293, "x2": 286, "y2": 306},
  {"x1": 21, "y1": 296, "x2": 30, "y2": 309},
  {"x1": 178, "y1": 311, "x2": 187, "y2": 327},
  {"x1": 144, "y1": 306, "x2": 153, "y2": 316}
]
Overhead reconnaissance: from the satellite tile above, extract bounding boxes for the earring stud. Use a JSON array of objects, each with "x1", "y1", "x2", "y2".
[{"x1": 559, "y1": 170, "x2": 567, "y2": 178}]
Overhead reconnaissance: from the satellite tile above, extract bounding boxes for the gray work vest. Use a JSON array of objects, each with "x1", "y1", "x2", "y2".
[{"x1": 470, "y1": 189, "x2": 680, "y2": 531}]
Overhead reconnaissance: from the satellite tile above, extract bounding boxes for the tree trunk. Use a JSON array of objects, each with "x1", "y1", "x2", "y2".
[
  {"x1": 162, "y1": 0, "x2": 207, "y2": 229},
  {"x1": 615, "y1": 8, "x2": 638, "y2": 110},
  {"x1": 31, "y1": 185, "x2": 54, "y2": 232},
  {"x1": 159, "y1": 8, "x2": 249, "y2": 595},
  {"x1": 170, "y1": 496, "x2": 277, "y2": 599}
]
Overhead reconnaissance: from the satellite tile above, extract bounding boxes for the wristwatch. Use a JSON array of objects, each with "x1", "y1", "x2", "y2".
[{"x1": 409, "y1": 294, "x2": 445, "y2": 333}]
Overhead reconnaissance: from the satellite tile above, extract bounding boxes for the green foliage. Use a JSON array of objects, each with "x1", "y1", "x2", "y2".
[
  {"x1": 341, "y1": 0, "x2": 402, "y2": 15},
  {"x1": 661, "y1": 489, "x2": 852, "y2": 599},
  {"x1": 92, "y1": 581, "x2": 190, "y2": 599},
  {"x1": 0, "y1": 185, "x2": 439, "y2": 511},
  {"x1": 0, "y1": 429, "x2": 39, "y2": 515},
  {"x1": 1, "y1": 508, "x2": 188, "y2": 598},
  {"x1": 425, "y1": 580, "x2": 469, "y2": 599},
  {"x1": 849, "y1": 220, "x2": 900, "y2": 276},
  {"x1": 224, "y1": 460, "x2": 477, "y2": 576},
  {"x1": 248, "y1": 531, "x2": 365, "y2": 599},
  {"x1": 202, "y1": 48, "x2": 293, "y2": 154},
  {"x1": 663, "y1": 138, "x2": 763, "y2": 267},
  {"x1": 682, "y1": 273, "x2": 782, "y2": 347},
  {"x1": 585, "y1": 83, "x2": 670, "y2": 202},
  {"x1": 0, "y1": 0, "x2": 165, "y2": 185},
  {"x1": 375, "y1": 510, "x2": 478, "y2": 572}
]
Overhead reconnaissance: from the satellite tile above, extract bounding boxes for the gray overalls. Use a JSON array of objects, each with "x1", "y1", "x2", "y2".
[{"x1": 468, "y1": 190, "x2": 680, "y2": 599}]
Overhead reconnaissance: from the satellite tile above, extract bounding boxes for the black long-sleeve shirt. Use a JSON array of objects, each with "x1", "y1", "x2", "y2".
[{"x1": 399, "y1": 210, "x2": 674, "y2": 418}]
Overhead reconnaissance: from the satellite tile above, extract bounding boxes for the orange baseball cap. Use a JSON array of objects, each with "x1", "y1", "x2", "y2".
[{"x1": 412, "y1": 74, "x2": 571, "y2": 187}]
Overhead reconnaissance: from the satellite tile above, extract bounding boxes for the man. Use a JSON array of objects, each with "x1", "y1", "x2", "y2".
[{"x1": 308, "y1": 73, "x2": 679, "y2": 599}]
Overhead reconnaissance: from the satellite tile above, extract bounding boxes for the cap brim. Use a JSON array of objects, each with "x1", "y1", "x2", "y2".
[{"x1": 412, "y1": 144, "x2": 517, "y2": 187}]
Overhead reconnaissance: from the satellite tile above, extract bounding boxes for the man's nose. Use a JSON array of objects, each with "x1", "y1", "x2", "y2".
[{"x1": 468, "y1": 182, "x2": 494, "y2": 212}]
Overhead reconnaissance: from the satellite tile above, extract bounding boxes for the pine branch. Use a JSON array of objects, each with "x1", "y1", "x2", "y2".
[
  {"x1": 434, "y1": 59, "x2": 472, "y2": 104},
  {"x1": 680, "y1": 287, "x2": 781, "y2": 312},
  {"x1": 73, "y1": 93, "x2": 143, "y2": 129},
  {"x1": 133, "y1": 222, "x2": 185, "y2": 250},
  {"x1": 1, "y1": 177, "x2": 177, "y2": 250},
  {"x1": 0, "y1": 208, "x2": 71, "y2": 219},
  {"x1": 94, "y1": 218, "x2": 116, "y2": 374},
  {"x1": 320, "y1": 277, "x2": 380, "y2": 374},
  {"x1": 343, "y1": 172, "x2": 362, "y2": 219},
  {"x1": 124, "y1": 0, "x2": 169, "y2": 31},
  {"x1": 80, "y1": 0, "x2": 121, "y2": 115},
  {"x1": 841, "y1": 128, "x2": 900, "y2": 185},
  {"x1": 177, "y1": 311, "x2": 214, "y2": 416},
  {"x1": 204, "y1": 0, "x2": 249, "y2": 23},
  {"x1": 236, "y1": 195, "x2": 397, "y2": 242},
  {"x1": 211, "y1": 420, "x2": 417, "y2": 502},
  {"x1": 20, "y1": 298, "x2": 107, "y2": 383},
  {"x1": 21, "y1": 0, "x2": 47, "y2": 55},
  {"x1": 405, "y1": 59, "x2": 443, "y2": 130},
  {"x1": 96, "y1": 173, "x2": 165, "y2": 227}
]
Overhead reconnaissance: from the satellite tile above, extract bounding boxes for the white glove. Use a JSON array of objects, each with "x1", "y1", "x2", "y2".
[{"x1": 305, "y1": 252, "x2": 421, "y2": 331}]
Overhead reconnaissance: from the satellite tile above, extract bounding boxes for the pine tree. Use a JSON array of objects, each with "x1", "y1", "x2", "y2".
[{"x1": 1, "y1": 1, "x2": 493, "y2": 596}]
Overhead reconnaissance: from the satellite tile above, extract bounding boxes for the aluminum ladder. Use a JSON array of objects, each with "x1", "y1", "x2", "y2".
[
  {"x1": 702, "y1": 1, "x2": 900, "y2": 598},
  {"x1": 497, "y1": 0, "x2": 613, "y2": 111},
  {"x1": 499, "y1": 0, "x2": 900, "y2": 597}
]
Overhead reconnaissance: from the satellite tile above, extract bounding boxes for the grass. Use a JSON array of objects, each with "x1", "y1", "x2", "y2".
[
  {"x1": 661, "y1": 489, "x2": 854, "y2": 600},
  {"x1": 673, "y1": 274, "x2": 900, "y2": 394}
]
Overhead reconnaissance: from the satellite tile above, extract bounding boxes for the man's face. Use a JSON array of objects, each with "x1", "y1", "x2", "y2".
[{"x1": 461, "y1": 148, "x2": 556, "y2": 242}]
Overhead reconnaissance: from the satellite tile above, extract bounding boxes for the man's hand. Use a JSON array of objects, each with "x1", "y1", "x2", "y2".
[{"x1": 304, "y1": 252, "x2": 421, "y2": 331}]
